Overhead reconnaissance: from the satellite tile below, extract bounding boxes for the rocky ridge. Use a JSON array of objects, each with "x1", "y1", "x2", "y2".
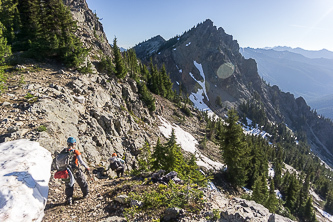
[{"x1": 135, "y1": 19, "x2": 333, "y2": 167}]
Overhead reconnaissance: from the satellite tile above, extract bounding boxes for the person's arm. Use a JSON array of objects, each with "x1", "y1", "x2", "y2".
[
  {"x1": 119, "y1": 158, "x2": 125, "y2": 164},
  {"x1": 77, "y1": 153, "x2": 89, "y2": 170}
]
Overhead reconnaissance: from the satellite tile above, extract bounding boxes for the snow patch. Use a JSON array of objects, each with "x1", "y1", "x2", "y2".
[
  {"x1": 310, "y1": 189, "x2": 323, "y2": 202},
  {"x1": 268, "y1": 167, "x2": 275, "y2": 178},
  {"x1": 275, "y1": 190, "x2": 283, "y2": 199},
  {"x1": 158, "y1": 116, "x2": 224, "y2": 170},
  {"x1": 242, "y1": 118, "x2": 271, "y2": 140},
  {"x1": 0, "y1": 139, "x2": 52, "y2": 222},
  {"x1": 315, "y1": 206, "x2": 333, "y2": 221}
]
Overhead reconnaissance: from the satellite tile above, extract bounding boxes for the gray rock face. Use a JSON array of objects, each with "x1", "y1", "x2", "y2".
[
  {"x1": 63, "y1": 0, "x2": 112, "y2": 58},
  {"x1": 0, "y1": 70, "x2": 156, "y2": 174},
  {"x1": 196, "y1": 190, "x2": 295, "y2": 222}
]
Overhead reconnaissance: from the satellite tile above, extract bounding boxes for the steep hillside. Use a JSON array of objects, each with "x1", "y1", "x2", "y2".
[{"x1": 134, "y1": 19, "x2": 333, "y2": 166}]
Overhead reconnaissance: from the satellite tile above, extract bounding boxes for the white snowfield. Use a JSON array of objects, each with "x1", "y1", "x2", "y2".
[
  {"x1": 158, "y1": 116, "x2": 224, "y2": 170},
  {"x1": 189, "y1": 61, "x2": 209, "y2": 108},
  {"x1": 0, "y1": 139, "x2": 52, "y2": 222}
]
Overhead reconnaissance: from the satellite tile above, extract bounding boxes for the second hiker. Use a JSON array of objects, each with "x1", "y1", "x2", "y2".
[{"x1": 108, "y1": 153, "x2": 125, "y2": 178}]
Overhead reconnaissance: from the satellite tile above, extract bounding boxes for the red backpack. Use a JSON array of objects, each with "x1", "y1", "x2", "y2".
[{"x1": 54, "y1": 169, "x2": 69, "y2": 179}]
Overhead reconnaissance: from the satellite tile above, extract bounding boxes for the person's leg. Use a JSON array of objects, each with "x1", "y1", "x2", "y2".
[
  {"x1": 65, "y1": 182, "x2": 74, "y2": 205},
  {"x1": 120, "y1": 167, "x2": 124, "y2": 177},
  {"x1": 75, "y1": 169, "x2": 89, "y2": 197}
]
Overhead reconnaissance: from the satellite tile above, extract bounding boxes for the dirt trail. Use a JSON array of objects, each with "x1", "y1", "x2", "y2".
[{"x1": 43, "y1": 172, "x2": 127, "y2": 222}]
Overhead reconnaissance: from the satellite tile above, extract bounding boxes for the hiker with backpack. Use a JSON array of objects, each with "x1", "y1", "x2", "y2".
[
  {"x1": 53, "y1": 137, "x2": 90, "y2": 205},
  {"x1": 108, "y1": 153, "x2": 125, "y2": 178}
]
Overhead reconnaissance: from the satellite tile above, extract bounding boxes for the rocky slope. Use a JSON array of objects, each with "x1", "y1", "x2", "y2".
[
  {"x1": 134, "y1": 19, "x2": 333, "y2": 167},
  {"x1": 0, "y1": 63, "x2": 202, "y2": 174},
  {"x1": 42, "y1": 173, "x2": 295, "y2": 222},
  {"x1": 0, "y1": 63, "x2": 295, "y2": 222}
]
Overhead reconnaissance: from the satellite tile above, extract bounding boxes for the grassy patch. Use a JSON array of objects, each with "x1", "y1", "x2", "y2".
[{"x1": 37, "y1": 125, "x2": 47, "y2": 132}]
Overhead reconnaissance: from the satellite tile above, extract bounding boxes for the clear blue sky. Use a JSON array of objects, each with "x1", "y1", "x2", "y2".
[{"x1": 86, "y1": 0, "x2": 333, "y2": 51}]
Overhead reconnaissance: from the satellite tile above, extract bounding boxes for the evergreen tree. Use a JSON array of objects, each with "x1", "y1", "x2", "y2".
[
  {"x1": 252, "y1": 174, "x2": 268, "y2": 205},
  {"x1": 126, "y1": 48, "x2": 139, "y2": 79},
  {"x1": 0, "y1": 0, "x2": 20, "y2": 44},
  {"x1": 16, "y1": 0, "x2": 39, "y2": 49},
  {"x1": 183, "y1": 154, "x2": 207, "y2": 186},
  {"x1": 1, "y1": 0, "x2": 89, "y2": 67},
  {"x1": 252, "y1": 176, "x2": 264, "y2": 204},
  {"x1": 285, "y1": 174, "x2": 299, "y2": 214},
  {"x1": 151, "y1": 138, "x2": 166, "y2": 171},
  {"x1": 112, "y1": 37, "x2": 126, "y2": 78},
  {"x1": 160, "y1": 64, "x2": 173, "y2": 99},
  {"x1": 164, "y1": 129, "x2": 184, "y2": 172},
  {"x1": 260, "y1": 174, "x2": 268, "y2": 201},
  {"x1": 303, "y1": 197, "x2": 316, "y2": 222},
  {"x1": 220, "y1": 109, "x2": 250, "y2": 187},
  {"x1": 273, "y1": 160, "x2": 283, "y2": 189},
  {"x1": 140, "y1": 63, "x2": 149, "y2": 82},
  {"x1": 325, "y1": 190, "x2": 333, "y2": 215},
  {"x1": 247, "y1": 136, "x2": 268, "y2": 188},
  {"x1": 266, "y1": 180, "x2": 279, "y2": 213},
  {"x1": 138, "y1": 82, "x2": 156, "y2": 111},
  {"x1": 0, "y1": 21, "x2": 11, "y2": 65},
  {"x1": 148, "y1": 62, "x2": 159, "y2": 94},
  {"x1": 297, "y1": 174, "x2": 310, "y2": 216},
  {"x1": 0, "y1": 21, "x2": 11, "y2": 94}
]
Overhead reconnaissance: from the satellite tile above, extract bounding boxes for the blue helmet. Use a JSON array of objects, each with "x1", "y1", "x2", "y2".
[{"x1": 67, "y1": 137, "x2": 76, "y2": 144}]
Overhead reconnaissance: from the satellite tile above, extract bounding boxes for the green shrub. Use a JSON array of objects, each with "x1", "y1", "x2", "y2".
[
  {"x1": 124, "y1": 181, "x2": 205, "y2": 220},
  {"x1": 77, "y1": 62, "x2": 93, "y2": 74},
  {"x1": 181, "y1": 105, "x2": 192, "y2": 117},
  {"x1": 37, "y1": 125, "x2": 47, "y2": 132},
  {"x1": 0, "y1": 69, "x2": 7, "y2": 94},
  {"x1": 24, "y1": 93, "x2": 34, "y2": 99}
]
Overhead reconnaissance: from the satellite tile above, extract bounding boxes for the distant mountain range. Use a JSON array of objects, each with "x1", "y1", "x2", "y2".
[
  {"x1": 240, "y1": 47, "x2": 333, "y2": 120},
  {"x1": 270, "y1": 46, "x2": 333, "y2": 59}
]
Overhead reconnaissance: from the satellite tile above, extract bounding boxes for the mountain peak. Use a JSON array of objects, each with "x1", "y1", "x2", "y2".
[{"x1": 201, "y1": 18, "x2": 214, "y2": 26}]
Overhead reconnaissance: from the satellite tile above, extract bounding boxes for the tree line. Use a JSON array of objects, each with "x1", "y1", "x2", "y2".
[
  {"x1": 200, "y1": 106, "x2": 333, "y2": 221},
  {"x1": 0, "y1": 0, "x2": 88, "y2": 68}
]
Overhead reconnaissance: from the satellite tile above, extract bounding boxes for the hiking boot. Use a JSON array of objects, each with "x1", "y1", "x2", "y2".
[
  {"x1": 67, "y1": 197, "x2": 73, "y2": 205},
  {"x1": 83, "y1": 193, "x2": 89, "y2": 199}
]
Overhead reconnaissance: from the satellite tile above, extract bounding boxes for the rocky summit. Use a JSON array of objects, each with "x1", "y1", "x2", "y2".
[{"x1": 135, "y1": 19, "x2": 333, "y2": 167}]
